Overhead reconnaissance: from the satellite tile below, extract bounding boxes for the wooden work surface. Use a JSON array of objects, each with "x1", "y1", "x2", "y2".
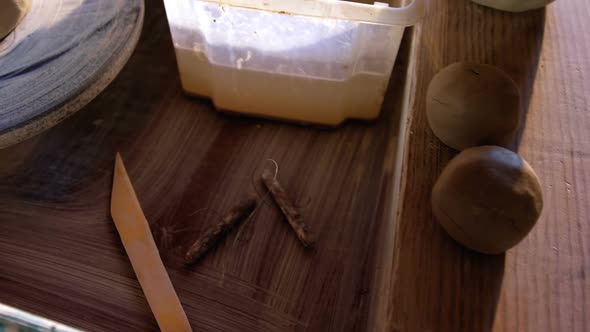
[
  {"x1": 388, "y1": 0, "x2": 590, "y2": 331},
  {"x1": 0, "y1": 0, "x2": 412, "y2": 330},
  {"x1": 0, "y1": 0, "x2": 588, "y2": 332}
]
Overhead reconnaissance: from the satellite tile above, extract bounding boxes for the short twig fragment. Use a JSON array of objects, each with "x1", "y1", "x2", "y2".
[
  {"x1": 185, "y1": 197, "x2": 258, "y2": 265},
  {"x1": 261, "y1": 169, "x2": 315, "y2": 248}
]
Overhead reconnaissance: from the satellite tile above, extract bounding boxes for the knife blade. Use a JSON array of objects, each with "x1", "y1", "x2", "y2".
[{"x1": 111, "y1": 153, "x2": 192, "y2": 332}]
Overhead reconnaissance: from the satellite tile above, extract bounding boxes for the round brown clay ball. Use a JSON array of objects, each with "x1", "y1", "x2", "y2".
[
  {"x1": 471, "y1": 0, "x2": 555, "y2": 12},
  {"x1": 432, "y1": 145, "x2": 543, "y2": 254},
  {"x1": 427, "y1": 63, "x2": 521, "y2": 151}
]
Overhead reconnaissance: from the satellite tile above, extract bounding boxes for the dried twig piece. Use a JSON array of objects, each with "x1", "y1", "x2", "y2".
[
  {"x1": 261, "y1": 169, "x2": 315, "y2": 248},
  {"x1": 185, "y1": 197, "x2": 258, "y2": 265}
]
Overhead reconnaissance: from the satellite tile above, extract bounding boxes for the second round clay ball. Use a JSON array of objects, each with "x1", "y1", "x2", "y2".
[
  {"x1": 471, "y1": 0, "x2": 555, "y2": 12},
  {"x1": 427, "y1": 63, "x2": 521, "y2": 150},
  {"x1": 432, "y1": 146, "x2": 543, "y2": 254}
]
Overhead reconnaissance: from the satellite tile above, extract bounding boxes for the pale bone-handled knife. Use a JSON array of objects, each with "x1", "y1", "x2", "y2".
[{"x1": 111, "y1": 153, "x2": 192, "y2": 332}]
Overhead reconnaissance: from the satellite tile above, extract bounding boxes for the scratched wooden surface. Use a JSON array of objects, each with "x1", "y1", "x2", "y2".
[
  {"x1": 1, "y1": 0, "x2": 588, "y2": 331},
  {"x1": 388, "y1": 0, "x2": 590, "y2": 331},
  {"x1": 0, "y1": 0, "x2": 415, "y2": 330}
]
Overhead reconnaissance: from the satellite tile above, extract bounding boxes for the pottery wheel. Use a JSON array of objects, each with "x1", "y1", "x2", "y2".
[{"x1": 0, "y1": 0, "x2": 144, "y2": 148}]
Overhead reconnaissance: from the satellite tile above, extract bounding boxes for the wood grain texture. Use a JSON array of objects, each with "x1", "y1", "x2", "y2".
[
  {"x1": 389, "y1": 0, "x2": 590, "y2": 331},
  {"x1": 0, "y1": 0, "x2": 416, "y2": 330},
  {"x1": 0, "y1": 0, "x2": 144, "y2": 148}
]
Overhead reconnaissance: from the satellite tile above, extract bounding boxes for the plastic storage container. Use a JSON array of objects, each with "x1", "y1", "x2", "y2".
[{"x1": 163, "y1": 0, "x2": 424, "y2": 125}]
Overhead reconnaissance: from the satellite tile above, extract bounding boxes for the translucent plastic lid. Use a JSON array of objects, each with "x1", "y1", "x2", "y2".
[{"x1": 198, "y1": 0, "x2": 425, "y2": 26}]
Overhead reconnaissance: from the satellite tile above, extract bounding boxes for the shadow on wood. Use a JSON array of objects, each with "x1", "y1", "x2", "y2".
[{"x1": 503, "y1": 8, "x2": 547, "y2": 150}]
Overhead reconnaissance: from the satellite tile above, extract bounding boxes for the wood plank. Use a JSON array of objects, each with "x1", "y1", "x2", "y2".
[
  {"x1": 389, "y1": 0, "x2": 590, "y2": 331},
  {"x1": 0, "y1": 0, "x2": 416, "y2": 330}
]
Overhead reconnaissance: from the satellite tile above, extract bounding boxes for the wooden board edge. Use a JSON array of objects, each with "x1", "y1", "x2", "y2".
[{"x1": 366, "y1": 22, "x2": 423, "y2": 332}]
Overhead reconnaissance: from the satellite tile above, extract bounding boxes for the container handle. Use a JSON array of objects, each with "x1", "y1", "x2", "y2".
[{"x1": 208, "y1": 0, "x2": 426, "y2": 26}]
